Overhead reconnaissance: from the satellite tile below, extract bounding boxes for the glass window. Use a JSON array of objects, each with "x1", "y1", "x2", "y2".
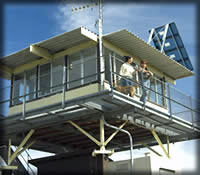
[
  {"x1": 82, "y1": 47, "x2": 97, "y2": 84},
  {"x1": 52, "y1": 57, "x2": 64, "y2": 92},
  {"x1": 25, "y1": 68, "x2": 37, "y2": 101},
  {"x1": 39, "y1": 63, "x2": 51, "y2": 97},
  {"x1": 104, "y1": 47, "x2": 125, "y2": 84},
  {"x1": 157, "y1": 80, "x2": 164, "y2": 106},
  {"x1": 68, "y1": 52, "x2": 82, "y2": 89},
  {"x1": 149, "y1": 78, "x2": 156, "y2": 103},
  {"x1": 68, "y1": 46, "x2": 97, "y2": 89},
  {"x1": 13, "y1": 73, "x2": 24, "y2": 105}
]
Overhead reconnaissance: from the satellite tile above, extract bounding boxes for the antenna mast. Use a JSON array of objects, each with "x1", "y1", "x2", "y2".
[
  {"x1": 98, "y1": 0, "x2": 104, "y2": 88},
  {"x1": 72, "y1": 0, "x2": 104, "y2": 87}
]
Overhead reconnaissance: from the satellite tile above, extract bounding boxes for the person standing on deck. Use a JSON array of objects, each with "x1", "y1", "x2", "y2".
[
  {"x1": 139, "y1": 60, "x2": 153, "y2": 106},
  {"x1": 118, "y1": 56, "x2": 138, "y2": 97}
]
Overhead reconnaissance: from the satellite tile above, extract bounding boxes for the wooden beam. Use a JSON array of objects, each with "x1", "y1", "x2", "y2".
[
  {"x1": 14, "y1": 41, "x2": 96, "y2": 74},
  {"x1": 30, "y1": 45, "x2": 53, "y2": 61}
]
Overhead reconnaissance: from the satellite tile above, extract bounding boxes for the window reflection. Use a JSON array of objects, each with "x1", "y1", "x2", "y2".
[
  {"x1": 11, "y1": 46, "x2": 97, "y2": 106},
  {"x1": 13, "y1": 73, "x2": 24, "y2": 105}
]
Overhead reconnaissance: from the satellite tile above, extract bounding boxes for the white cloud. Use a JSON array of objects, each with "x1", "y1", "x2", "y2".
[
  {"x1": 55, "y1": 1, "x2": 99, "y2": 33},
  {"x1": 55, "y1": 2, "x2": 195, "y2": 44}
]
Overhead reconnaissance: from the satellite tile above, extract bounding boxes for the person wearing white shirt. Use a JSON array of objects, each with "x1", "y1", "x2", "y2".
[{"x1": 118, "y1": 56, "x2": 138, "y2": 97}]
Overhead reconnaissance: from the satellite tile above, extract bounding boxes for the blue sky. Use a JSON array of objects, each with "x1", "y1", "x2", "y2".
[
  {"x1": 1, "y1": 1, "x2": 199, "y2": 173},
  {"x1": 3, "y1": 2, "x2": 197, "y2": 98}
]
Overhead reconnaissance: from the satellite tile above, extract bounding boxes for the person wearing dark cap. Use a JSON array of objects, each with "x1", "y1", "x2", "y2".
[
  {"x1": 139, "y1": 60, "x2": 153, "y2": 106},
  {"x1": 117, "y1": 56, "x2": 138, "y2": 97}
]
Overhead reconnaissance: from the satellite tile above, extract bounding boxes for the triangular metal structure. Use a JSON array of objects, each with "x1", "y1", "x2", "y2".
[{"x1": 148, "y1": 22, "x2": 193, "y2": 71}]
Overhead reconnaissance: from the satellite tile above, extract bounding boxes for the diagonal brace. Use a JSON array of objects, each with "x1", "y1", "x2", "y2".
[
  {"x1": 8, "y1": 129, "x2": 35, "y2": 165},
  {"x1": 16, "y1": 140, "x2": 36, "y2": 158},
  {"x1": 151, "y1": 129, "x2": 170, "y2": 159},
  {"x1": 104, "y1": 120, "x2": 128, "y2": 146},
  {"x1": 140, "y1": 142, "x2": 162, "y2": 157},
  {"x1": 67, "y1": 121, "x2": 101, "y2": 146},
  {"x1": 8, "y1": 139, "x2": 11, "y2": 164},
  {"x1": 167, "y1": 135, "x2": 170, "y2": 155}
]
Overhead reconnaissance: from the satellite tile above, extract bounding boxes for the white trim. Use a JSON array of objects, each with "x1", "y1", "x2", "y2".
[{"x1": 81, "y1": 27, "x2": 98, "y2": 42}]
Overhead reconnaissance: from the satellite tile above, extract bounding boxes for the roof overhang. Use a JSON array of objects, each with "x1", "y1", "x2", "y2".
[
  {"x1": 0, "y1": 27, "x2": 97, "y2": 79},
  {"x1": 103, "y1": 29, "x2": 194, "y2": 80},
  {"x1": 0, "y1": 27, "x2": 194, "y2": 81}
]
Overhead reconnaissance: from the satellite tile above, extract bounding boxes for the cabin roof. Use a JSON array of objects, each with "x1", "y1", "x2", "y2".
[
  {"x1": 103, "y1": 29, "x2": 194, "y2": 80},
  {"x1": 0, "y1": 27, "x2": 194, "y2": 80},
  {"x1": 0, "y1": 27, "x2": 97, "y2": 69}
]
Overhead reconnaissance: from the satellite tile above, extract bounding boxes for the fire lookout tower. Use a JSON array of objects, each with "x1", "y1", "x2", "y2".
[{"x1": 0, "y1": 24, "x2": 199, "y2": 174}]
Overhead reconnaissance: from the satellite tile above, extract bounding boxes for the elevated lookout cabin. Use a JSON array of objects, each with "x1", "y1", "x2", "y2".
[{"x1": 0, "y1": 27, "x2": 199, "y2": 165}]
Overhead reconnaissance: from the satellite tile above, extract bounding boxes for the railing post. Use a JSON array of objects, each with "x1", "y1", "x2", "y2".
[
  {"x1": 167, "y1": 83, "x2": 172, "y2": 117},
  {"x1": 108, "y1": 53, "x2": 113, "y2": 91},
  {"x1": 189, "y1": 96, "x2": 194, "y2": 129},
  {"x1": 10, "y1": 74, "x2": 14, "y2": 107},
  {"x1": 22, "y1": 71, "x2": 26, "y2": 119},
  {"x1": 62, "y1": 66, "x2": 66, "y2": 109}
]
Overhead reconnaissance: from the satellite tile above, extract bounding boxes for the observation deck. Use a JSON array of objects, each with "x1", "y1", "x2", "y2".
[{"x1": 0, "y1": 27, "x2": 199, "y2": 158}]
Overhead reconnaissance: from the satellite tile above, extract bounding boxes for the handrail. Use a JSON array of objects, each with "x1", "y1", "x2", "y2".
[
  {"x1": 0, "y1": 72, "x2": 100, "y2": 105},
  {"x1": 0, "y1": 54, "x2": 199, "y2": 127},
  {"x1": 102, "y1": 115, "x2": 134, "y2": 175},
  {"x1": 111, "y1": 72, "x2": 200, "y2": 115}
]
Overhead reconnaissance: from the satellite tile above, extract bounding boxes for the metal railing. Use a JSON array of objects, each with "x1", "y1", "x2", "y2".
[
  {"x1": 107, "y1": 54, "x2": 200, "y2": 128},
  {"x1": 0, "y1": 54, "x2": 199, "y2": 129},
  {"x1": 0, "y1": 56, "x2": 99, "y2": 118}
]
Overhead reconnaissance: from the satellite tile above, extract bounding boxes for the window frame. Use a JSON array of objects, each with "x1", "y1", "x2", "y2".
[{"x1": 10, "y1": 46, "x2": 98, "y2": 107}]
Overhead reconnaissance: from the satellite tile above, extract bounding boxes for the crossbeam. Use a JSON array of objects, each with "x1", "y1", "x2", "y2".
[
  {"x1": 14, "y1": 41, "x2": 96, "y2": 74},
  {"x1": 140, "y1": 142, "x2": 162, "y2": 157},
  {"x1": 0, "y1": 166, "x2": 18, "y2": 170},
  {"x1": 8, "y1": 129, "x2": 35, "y2": 165},
  {"x1": 30, "y1": 45, "x2": 53, "y2": 61},
  {"x1": 67, "y1": 121, "x2": 101, "y2": 146},
  {"x1": 104, "y1": 120, "x2": 128, "y2": 146}
]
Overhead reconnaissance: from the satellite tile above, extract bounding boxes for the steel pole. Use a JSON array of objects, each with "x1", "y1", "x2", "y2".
[
  {"x1": 102, "y1": 115, "x2": 134, "y2": 175},
  {"x1": 99, "y1": 0, "x2": 104, "y2": 89}
]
